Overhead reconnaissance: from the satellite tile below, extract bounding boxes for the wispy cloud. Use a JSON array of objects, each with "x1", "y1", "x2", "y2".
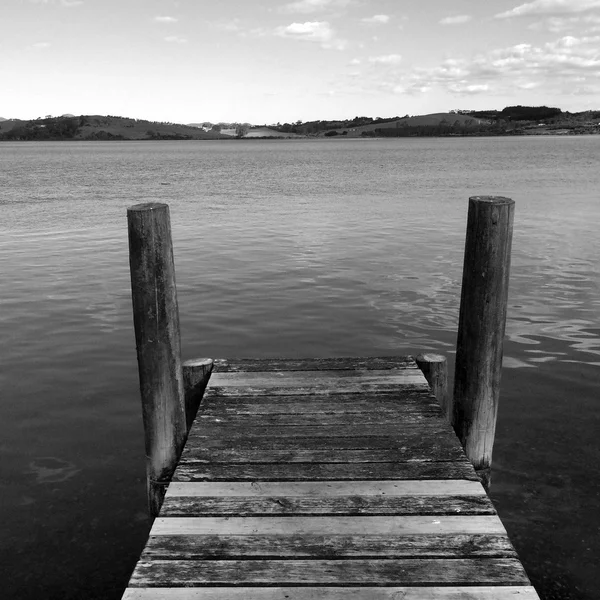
[
  {"x1": 495, "y1": 0, "x2": 600, "y2": 19},
  {"x1": 29, "y1": 0, "x2": 84, "y2": 6},
  {"x1": 275, "y1": 21, "x2": 346, "y2": 49},
  {"x1": 392, "y1": 35, "x2": 600, "y2": 97},
  {"x1": 154, "y1": 16, "x2": 178, "y2": 23},
  {"x1": 279, "y1": 0, "x2": 353, "y2": 14},
  {"x1": 528, "y1": 13, "x2": 600, "y2": 31},
  {"x1": 164, "y1": 35, "x2": 187, "y2": 44},
  {"x1": 32, "y1": 42, "x2": 51, "y2": 48},
  {"x1": 440, "y1": 15, "x2": 472, "y2": 25},
  {"x1": 368, "y1": 54, "x2": 402, "y2": 64},
  {"x1": 362, "y1": 14, "x2": 390, "y2": 24}
]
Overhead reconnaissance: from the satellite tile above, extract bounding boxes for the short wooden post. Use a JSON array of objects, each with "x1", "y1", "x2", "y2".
[
  {"x1": 415, "y1": 353, "x2": 449, "y2": 422},
  {"x1": 127, "y1": 202, "x2": 186, "y2": 517},
  {"x1": 183, "y1": 358, "x2": 214, "y2": 431},
  {"x1": 453, "y1": 196, "x2": 515, "y2": 490}
]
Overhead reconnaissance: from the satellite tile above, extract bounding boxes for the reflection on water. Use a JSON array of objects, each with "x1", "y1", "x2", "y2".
[{"x1": 1, "y1": 137, "x2": 599, "y2": 599}]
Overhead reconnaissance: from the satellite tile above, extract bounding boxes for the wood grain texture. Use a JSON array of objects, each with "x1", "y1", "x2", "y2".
[
  {"x1": 151, "y1": 515, "x2": 507, "y2": 536},
  {"x1": 129, "y1": 558, "x2": 529, "y2": 587},
  {"x1": 141, "y1": 533, "x2": 515, "y2": 560},
  {"x1": 160, "y1": 495, "x2": 496, "y2": 516},
  {"x1": 213, "y1": 357, "x2": 418, "y2": 372},
  {"x1": 187, "y1": 424, "x2": 450, "y2": 439},
  {"x1": 124, "y1": 587, "x2": 539, "y2": 600},
  {"x1": 179, "y1": 447, "x2": 467, "y2": 464},
  {"x1": 200, "y1": 394, "x2": 440, "y2": 415},
  {"x1": 165, "y1": 480, "x2": 487, "y2": 498},
  {"x1": 183, "y1": 430, "x2": 461, "y2": 451},
  {"x1": 209, "y1": 370, "x2": 428, "y2": 388},
  {"x1": 172, "y1": 461, "x2": 479, "y2": 482}
]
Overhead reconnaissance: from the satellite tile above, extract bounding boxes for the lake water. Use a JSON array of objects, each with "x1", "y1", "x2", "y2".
[{"x1": 1, "y1": 137, "x2": 599, "y2": 599}]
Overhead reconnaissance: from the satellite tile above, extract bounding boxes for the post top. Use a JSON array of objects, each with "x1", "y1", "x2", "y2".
[
  {"x1": 469, "y1": 196, "x2": 514, "y2": 206},
  {"x1": 127, "y1": 202, "x2": 169, "y2": 213}
]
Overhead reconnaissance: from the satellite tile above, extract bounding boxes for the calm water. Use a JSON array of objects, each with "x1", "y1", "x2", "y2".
[{"x1": 1, "y1": 138, "x2": 599, "y2": 599}]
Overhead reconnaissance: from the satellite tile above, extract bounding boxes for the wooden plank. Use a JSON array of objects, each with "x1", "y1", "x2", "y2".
[
  {"x1": 151, "y1": 515, "x2": 507, "y2": 536},
  {"x1": 128, "y1": 558, "x2": 529, "y2": 586},
  {"x1": 201, "y1": 396, "x2": 440, "y2": 415},
  {"x1": 209, "y1": 370, "x2": 427, "y2": 388},
  {"x1": 179, "y1": 447, "x2": 467, "y2": 464},
  {"x1": 207, "y1": 384, "x2": 430, "y2": 397},
  {"x1": 141, "y1": 533, "x2": 516, "y2": 560},
  {"x1": 124, "y1": 587, "x2": 540, "y2": 600},
  {"x1": 187, "y1": 424, "x2": 449, "y2": 439},
  {"x1": 185, "y1": 430, "x2": 461, "y2": 451},
  {"x1": 172, "y1": 461, "x2": 478, "y2": 482},
  {"x1": 160, "y1": 495, "x2": 496, "y2": 516},
  {"x1": 213, "y1": 357, "x2": 418, "y2": 372},
  {"x1": 196, "y1": 412, "x2": 442, "y2": 427},
  {"x1": 165, "y1": 481, "x2": 487, "y2": 497}
]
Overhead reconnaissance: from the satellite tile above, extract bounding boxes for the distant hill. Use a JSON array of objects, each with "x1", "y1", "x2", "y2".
[
  {"x1": 0, "y1": 117, "x2": 7, "y2": 122},
  {"x1": 0, "y1": 115, "x2": 227, "y2": 141},
  {"x1": 322, "y1": 113, "x2": 489, "y2": 137}
]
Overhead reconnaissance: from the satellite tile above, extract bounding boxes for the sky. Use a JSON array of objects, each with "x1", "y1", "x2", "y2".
[{"x1": 2, "y1": 0, "x2": 600, "y2": 124}]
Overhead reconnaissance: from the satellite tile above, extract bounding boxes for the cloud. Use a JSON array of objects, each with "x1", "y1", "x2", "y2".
[
  {"x1": 362, "y1": 14, "x2": 390, "y2": 24},
  {"x1": 448, "y1": 83, "x2": 489, "y2": 94},
  {"x1": 440, "y1": 15, "x2": 473, "y2": 25},
  {"x1": 392, "y1": 35, "x2": 600, "y2": 97},
  {"x1": 368, "y1": 54, "x2": 402, "y2": 65},
  {"x1": 154, "y1": 16, "x2": 178, "y2": 23},
  {"x1": 279, "y1": 0, "x2": 353, "y2": 14},
  {"x1": 495, "y1": 0, "x2": 600, "y2": 19},
  {"x1": 32, "y1": 42, "x2": 51, "y2": 48},
  {"x1": 164, "y1": 35, "x2": 187, "y2": 44},
  {"x1": 275, "y1": 21, "x2": 346, "y2": 49},
  {"x1": 29, "y1": 0, "x2": 83, "y2": 5}
]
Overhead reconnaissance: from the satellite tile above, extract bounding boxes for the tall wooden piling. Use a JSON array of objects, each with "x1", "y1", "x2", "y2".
[
  {"x1": 127, "y1": 202, "x2": 186, "y2": 517},
  {"x1": 453, "y1": 196, "x2": 515, "y2": 490}
]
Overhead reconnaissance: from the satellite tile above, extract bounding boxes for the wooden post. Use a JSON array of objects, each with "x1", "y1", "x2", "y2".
[
  {"x1": 453, "y1": 196, "x2": 515, "y2": 490},
  {"x1": 127, "y1": 202, "x2": 186, "y2": 517},
  {"x1": 415, "y1": 353, "x2": 449, "y2": 422},
  {"x1": 183, "y1": 358, "x2": 214, "y2": 431}
]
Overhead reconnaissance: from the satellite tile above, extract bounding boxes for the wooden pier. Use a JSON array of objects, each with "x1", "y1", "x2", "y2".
[
  {"x1": 122, "y1": 197, "x2": 541, "y2": 598},
  {"x1": 123, "y1": 356, "x2": 539, "y2": 598}
]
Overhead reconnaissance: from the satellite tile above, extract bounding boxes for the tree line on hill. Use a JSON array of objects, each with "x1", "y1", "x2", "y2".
[
  {"x1": 2, "y1": 106, "x2": 600, "y2": 141},
  {"x1": 273, "y1": 106, "x2": 600, "y2": 137}
]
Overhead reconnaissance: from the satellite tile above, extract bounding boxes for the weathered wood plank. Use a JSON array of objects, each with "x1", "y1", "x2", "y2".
[
  {"x1": 200, "y1": 395, "x2": 440, "y2": 415},
  {"x1": 196, "y1": 412, "x2": 442, "y2": 427},
  {"x1": 172, "y1": 461, "x2": 478, "y2": 482},
  {"x1": 187, "y1": 424, "x2": 450, "y2": 439},
  {"x1": 151, "y1": 515, "x2": 507, "y2": 536},
  {"x1": 124, "y1": 587, "x2": 540, "y2": 600},
  {"x1": 185, "y1": 430, "x2": 460, "y2": 451},
  {"x1": 165, "y1": 481, "x2": 487, "y2": 498},
  {"x1": 209, "y1": 370, "x2": 427, "y2": 389},
  {"x1": 179, "y1": 447, "x2": 467, "y2": 464},
  {"x1": 213, "y1": 357, "x2": 418, "y2": 372},
  {"x1": 160, "y1": 495, "x2": 496, "y2": 516},
  {"x1": 141, "y1": 533, "x2": 516, "y2": 560},
  {"x1": 129, "y1": 558, "x2": 529, "y2": 586},
  {"x1": 207, "y1": 384, "x2": 430, "y2": 397}
]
